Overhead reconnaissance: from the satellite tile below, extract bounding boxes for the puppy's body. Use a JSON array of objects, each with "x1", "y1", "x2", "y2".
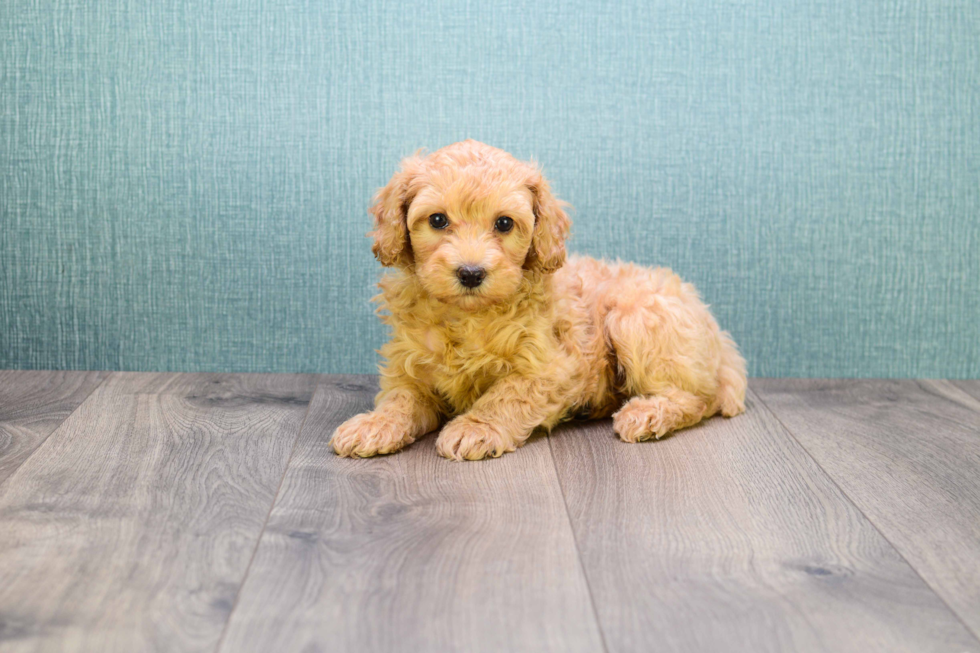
[{"x1": 332, "y1": 140, "x2": 746, "y2": 460}]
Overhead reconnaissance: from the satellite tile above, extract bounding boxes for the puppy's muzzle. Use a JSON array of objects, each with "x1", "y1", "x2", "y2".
[{"x1": 456, "y1": 265, "x2": 486, "y2": 289}]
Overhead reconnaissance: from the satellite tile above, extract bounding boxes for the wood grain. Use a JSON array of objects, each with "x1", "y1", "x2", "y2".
[
  {"x1": 0, "y1": 370, "x2": 107, "y2": 486},
  {"x1": 951, "y1": 379, "x2": 980, "y2": 405},
  {"x1": 3, "y1": 373, "x2": 978, "y2": 652},
  {"x1": 755, "y1": 378, "x2": 980, "y2": 639},
  {"x1": 218, "y1": 376, "x2": 605, "y2": 653},
  {"x1": 0, "y1": 371, "x2": 315, "y2": 652},
  {"x1": 549, "y1": 390, "x2": 980, "y2": 653}
]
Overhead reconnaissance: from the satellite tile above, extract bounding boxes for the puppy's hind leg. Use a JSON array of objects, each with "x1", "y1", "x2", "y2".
[
  {"x1": 613, "y1": 388, "x2": 708, "y2": 442},
  {"x1": 599, "y1": 278, "x2": 715, "y2": 442},
  {"x1": 713, "y1": 330, "x2": 747, "y2": 417}
]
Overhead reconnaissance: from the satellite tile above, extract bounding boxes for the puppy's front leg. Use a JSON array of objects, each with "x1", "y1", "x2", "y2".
[
  {"x1": 436, "y1": 374, "x2": 566, "y2": 461},
  {"x1": 332, "y1": 387, "x2": 440, "y2": 458}
]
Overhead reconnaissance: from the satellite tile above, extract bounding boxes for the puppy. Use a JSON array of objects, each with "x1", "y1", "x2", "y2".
[{"x1": 332, "y1": 140, "x2": 747, "y2": 460}]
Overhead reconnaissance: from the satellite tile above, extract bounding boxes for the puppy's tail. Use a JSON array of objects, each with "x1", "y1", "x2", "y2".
[{"x1": 714, "y1": 331, "x2": 747, "y2": 417}]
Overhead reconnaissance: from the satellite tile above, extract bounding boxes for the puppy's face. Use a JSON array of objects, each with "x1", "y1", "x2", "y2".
[
  {"x1": 369, "y1": 140, "x2": 570, "y2": 309},
  {"x1": 407, "y1": 174, "x2": 535, "y2": 309}
]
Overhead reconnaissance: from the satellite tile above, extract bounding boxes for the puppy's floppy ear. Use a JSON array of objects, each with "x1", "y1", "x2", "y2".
[
  {"x1": 369, "y1": 152, "x2": 425, "y2": 268},
  {"x1": 524, "y1": 166, "x2": 571, "y2": 274}
]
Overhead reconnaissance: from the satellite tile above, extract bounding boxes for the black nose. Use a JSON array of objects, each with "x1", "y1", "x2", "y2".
[{"x1": 456, "y1": 266, "x2": 486, "y2": 288}]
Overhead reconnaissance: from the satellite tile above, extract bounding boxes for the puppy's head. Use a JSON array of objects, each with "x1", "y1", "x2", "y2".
[{"x1": 369, "y1": 140, "x2": 570, "y2": 309}]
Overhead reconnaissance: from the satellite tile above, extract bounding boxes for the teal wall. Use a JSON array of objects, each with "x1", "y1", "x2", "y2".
[{"x1": 2, "y1": 1, "x2": 978, "y2": 377}]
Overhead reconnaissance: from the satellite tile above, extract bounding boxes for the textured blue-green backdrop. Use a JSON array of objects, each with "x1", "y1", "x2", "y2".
[{"x1": 1, "y1": 0, "x2": 978, "y2": 377}]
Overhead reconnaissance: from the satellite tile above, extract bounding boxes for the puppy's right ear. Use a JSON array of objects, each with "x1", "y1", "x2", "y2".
[{"x1": 369, "y1": 153, "x2": 425, "y2": 268}]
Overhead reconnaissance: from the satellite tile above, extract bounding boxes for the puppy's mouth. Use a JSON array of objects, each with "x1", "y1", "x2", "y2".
[
  {"x1": 454, "y1": 287, "x2": 489, "y2": 303},
  {"x1": 446, "y1": 284, "x2": 501, "y2": 309}
]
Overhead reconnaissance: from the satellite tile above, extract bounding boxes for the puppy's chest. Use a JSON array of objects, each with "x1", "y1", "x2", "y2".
[{"x1": 414, "y1": 326, "x2": 515, "y2": 412}]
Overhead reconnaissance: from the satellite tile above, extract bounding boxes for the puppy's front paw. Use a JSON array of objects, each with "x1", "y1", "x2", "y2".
[
  {"x1": 331, "y1": 411, "x2": 414, "y2": 458},
  {"x1": 436, "y1": 416, "x2": 517, "y2": 461}
]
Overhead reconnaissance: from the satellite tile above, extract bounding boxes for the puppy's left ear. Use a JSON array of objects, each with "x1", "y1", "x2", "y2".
[
  {"x1": 525, "y1": 167, "x2": 571, "y2": 274},
  {"x1": 369, "y1": 152, "x2": 425, "y2": 268}
]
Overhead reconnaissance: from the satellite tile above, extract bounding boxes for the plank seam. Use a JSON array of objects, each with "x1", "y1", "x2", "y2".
[
  {"x1": 547, "y1": 433, "x2": 611, "y2": 653},
  {"x1": 750, "y1": 385, "x2": 980, "y2": 644},
  {"x1": 0, "y1": 370, "x2": 111, "y2": 493},
  {"x1": 212, "y1": 378, "x2": 319, "y2": 653},
  {"x1": 949, "y1": 380, "x2": 980, "y2": 405},
  {"x1": 923, "y1": 379, "x2": 980, "y2": 415}
]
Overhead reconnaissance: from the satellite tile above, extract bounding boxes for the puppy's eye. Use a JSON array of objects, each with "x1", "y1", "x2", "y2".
[
  {"x1": 428, "y1": 213, "x2": 449, "y2": 229},
  {"x1": 494, "y1": 216, "x2": 514, "y2": 233}
]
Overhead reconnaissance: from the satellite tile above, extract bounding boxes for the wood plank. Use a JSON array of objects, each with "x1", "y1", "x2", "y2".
[
  {"x1": 219, "y1": 375, "x2": 605, "y2": 653},
  {"x1": 755, "y1": 378, "x2": 980, "y2": 639},
  {"x1": 0, "y1": 370, "x2": 107, "y2": 486},
  {"x1": 0, "y1": 371, "x2": 316, "y2": 652},
  {"x1": 550, "y1": 389, "x2": 980, "y2": 653}
]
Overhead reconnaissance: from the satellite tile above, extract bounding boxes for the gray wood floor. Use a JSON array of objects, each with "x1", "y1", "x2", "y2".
[{"x1": 0, "y1": 373, "x2": 978, "y2": 653}]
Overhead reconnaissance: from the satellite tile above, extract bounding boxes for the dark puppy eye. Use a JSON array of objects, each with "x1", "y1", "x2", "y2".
[
  {"x1": 428, "y1": 213, "x2": 449, "y2": 229},
  {"x1": 495, "y1": 216, "x2": 514, "y2": 233}
]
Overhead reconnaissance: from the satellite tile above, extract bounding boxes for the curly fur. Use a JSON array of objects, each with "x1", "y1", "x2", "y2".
[{"x1": 332, "y1": 140, "x2": 747, "y2": 460}]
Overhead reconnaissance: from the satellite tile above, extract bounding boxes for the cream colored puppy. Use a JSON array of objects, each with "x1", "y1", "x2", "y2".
[{"x1": 332, "y1": 140, "x2": 746, "y2": 460}]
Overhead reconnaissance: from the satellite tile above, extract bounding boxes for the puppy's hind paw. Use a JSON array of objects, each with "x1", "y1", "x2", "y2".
[
  {"x1": 436, "y1": 417, "x2": 516, "y2": 461},
  {"x1": 331, "y1": 411, "x2": 414, "y2": 458},
  {"x1": 613, "y1": 392, "x2": 708, "y2": 443},
  {"x1": 612, "y1": 403, "x2": 662, "y2": 443}
]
